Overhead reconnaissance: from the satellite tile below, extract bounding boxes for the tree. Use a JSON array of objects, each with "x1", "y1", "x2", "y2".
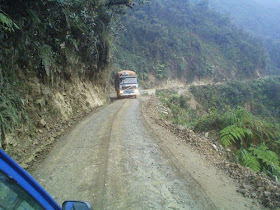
[{"x1": 106, "y1": 0, "x2": 149, "y2": 8}]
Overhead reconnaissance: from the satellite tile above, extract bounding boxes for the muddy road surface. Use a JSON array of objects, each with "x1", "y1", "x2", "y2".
[{"x1": 32, "y1": 98, "x2": 217, "y2": 209}]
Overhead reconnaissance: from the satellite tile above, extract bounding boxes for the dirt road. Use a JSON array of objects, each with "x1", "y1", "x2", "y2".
[{"x1": 31, "y1": 98, "x2": 261, "y2": 209}]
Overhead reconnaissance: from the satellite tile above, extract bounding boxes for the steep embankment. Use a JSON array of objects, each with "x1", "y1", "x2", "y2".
[
  {"x1": 142, "y1": 96, "x2": 269, "y2": 209},
  {"x1": 0, "y1": 0, "x2": 136, "y2": 165},
  {"x1": 6, "y1": 78, "x2": 107, "y2": 168},
  {"x1": 209, "y1": 0, "x2": 280, "y2": 73},
  {"x1": 113, "y1": 0, "x2": 269, "y2": 85},
  {"x1": 153, "y1": 77, "x2": 280, "y2": 208}
]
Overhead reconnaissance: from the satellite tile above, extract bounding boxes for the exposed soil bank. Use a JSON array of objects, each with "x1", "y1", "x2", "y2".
[{"x1": 4, "y1": 78, "x2": 107, "y2": 169}]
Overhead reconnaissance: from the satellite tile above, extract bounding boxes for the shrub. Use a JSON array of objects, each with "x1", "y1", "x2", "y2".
[
  {"x1": 219, "y1": 107, "x2": 279, "y2": 148},
  {"x1": 0, "y1": 87, "x2": 26, "y2": 149},
  {"x1": 156, "y1": 90, "x2": 198, "y2": 127},
  {"x1": 237, "y1": 144, "x2": 280, "y2": 179}
]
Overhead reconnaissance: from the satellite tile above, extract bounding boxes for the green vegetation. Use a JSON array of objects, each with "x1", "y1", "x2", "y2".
[
  {"x1": 156, "y1": 90, "x2": 198, "y2": 126},
  {"x1": 219, "y1": 108, "x2": 279, "y2": 148},
  {"x1": 209, "y1": 0, "x2": 280, "y2": 74},
  {"x1": 114, "y1": 0, "x2": 271, "y2": 82},
  {"x1": 237, "y1": 144, "x2": 280, "y2": 178},
  {"x1": 156, "y1": 78, "x2": 280, "y2": 179},
  {"x1": 190, "y1": 77, "x2": 280, "y2": 119},
  {"x1": 0, "y1": 9, "x2": 19, "y2": 31},
  {"x1": 0, "y1": 82, "x2": 26, "y2": 149},
  {"x1": 0, "y1": 0, "x2": 145, "y2": 148},
  {"x1": 209, "y1": 0, "x2": 280, "y2": 40}
]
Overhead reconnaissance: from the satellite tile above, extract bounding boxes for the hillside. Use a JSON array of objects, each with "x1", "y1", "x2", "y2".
[
  {"x1": 209, "y1": 0, "x2": 280, "y2": 40},
  {"x1": 113, "y1": 0, "x2": 272, "y2": 85},
  {"x1": 208, "y1": 0, "x2": 280, "y2": 75}
]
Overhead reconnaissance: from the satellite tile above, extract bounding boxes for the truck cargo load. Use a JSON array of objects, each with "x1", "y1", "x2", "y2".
[{"x1": 115, "y1": 70, "x2": 139, "y2": 98}]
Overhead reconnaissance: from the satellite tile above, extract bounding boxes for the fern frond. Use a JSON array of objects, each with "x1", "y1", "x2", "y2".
[
  {"x1": 249, "y1": 144, "x2": 280, "y2": 167},
  {"x1": 239, "y1": 149, "x2": 261, "y2": 172},
  {"x1": 220, "y1": 125, "x2": 249, "y2": 147},
  {"x1": 0, "y1": 9, "x2": 19, "y2": 32},
  {"x1": 39, "y1": 44, "x2": 53, "y2": 77}
]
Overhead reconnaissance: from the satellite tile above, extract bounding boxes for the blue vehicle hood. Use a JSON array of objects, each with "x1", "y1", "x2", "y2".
[{"x1": 0, "y1": 149, "x2": 61, "y2": 209}]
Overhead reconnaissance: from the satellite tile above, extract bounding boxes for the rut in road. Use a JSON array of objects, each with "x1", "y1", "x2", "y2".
[{"x1": 32, "y1": 99, "x2": 215, "y2": 209}]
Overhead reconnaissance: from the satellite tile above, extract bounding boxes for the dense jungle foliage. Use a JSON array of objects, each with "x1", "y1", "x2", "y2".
[
  {"x1": 156, "y1": 77, "x2": 280, "y2": 179},
  {"x1": 191, "y1": 77, "x2": 280, "y2": 120},
  {"x1": 209, "y1": 0, "x2": 280, "y2": 40},
  {"x1": 0, "y1": 0, "x2": 145, "y2": 148},
  {"x1": 209, "y1": 0, "x2": 280, "y2": 75},
  {"x1": 113, "y1": 0, "x2": 271, "y2": 82}
]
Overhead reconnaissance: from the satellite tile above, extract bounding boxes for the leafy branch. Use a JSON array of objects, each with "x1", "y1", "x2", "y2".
[
  {"x1": 0, "y1": 9, "x2": 19, "y2": 32},
  {"x1": 238, "y1": 144, "x2": 280, "y2": 178},
  {"x1": 219, "y1": 107, "x2": 279, "y2": 148}
]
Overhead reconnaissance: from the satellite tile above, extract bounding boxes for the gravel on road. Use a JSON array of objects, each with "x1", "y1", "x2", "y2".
[{"x1": 31, "y1": 98, "x2": 214, "y2": 209}]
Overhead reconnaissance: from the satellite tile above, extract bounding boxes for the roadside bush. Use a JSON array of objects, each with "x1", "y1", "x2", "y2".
[
  {"x1": 219, "y1": 107, "x2": 279, "y2": 148},
  {"x1": 190, "y1": 77, "x2": 280, "y2": 120},
  {"x1": 236, "y1": 144, "x2": 280, "y2": 179},
  {"x1": 195, "y1": 106, "x2": 280, "y2": 179},
  {"x1": 156, "y1": 89, "x2": 198, "y2": 127},
  {"x1": 194, "y1": 108, "x2": 228, "y2": 132},
  {"x1": 157, "y1": 79, "x2": 280, "y2": 179},
  {"x1": 0, "y1": 82, "x2": 26, "y2": 149}
]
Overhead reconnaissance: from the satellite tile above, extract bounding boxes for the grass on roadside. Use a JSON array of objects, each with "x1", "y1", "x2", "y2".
[{"x1": 156, "y1": 81, "x2": 280, "y2": 180}]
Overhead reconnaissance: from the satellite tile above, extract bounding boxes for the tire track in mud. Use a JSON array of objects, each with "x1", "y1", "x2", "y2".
[
  {"x1": 94, "y1": 99, "x2": 129, "y2": 209},
  {"x1": 31, "y1": 99, "x2": 127, "y2": 206}
]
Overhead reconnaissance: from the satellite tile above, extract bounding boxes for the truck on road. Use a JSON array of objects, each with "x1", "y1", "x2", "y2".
[{"x1": 115, "y1": 70, "x2": 139, "y2": 98}]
